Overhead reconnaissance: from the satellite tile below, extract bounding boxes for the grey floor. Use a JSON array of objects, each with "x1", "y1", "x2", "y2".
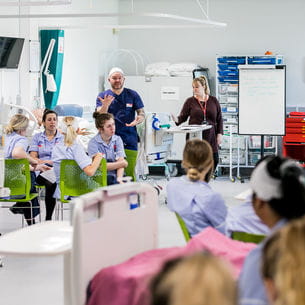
[{"x1": 0, "y1": 176, "x2": 250, "y2": 305}]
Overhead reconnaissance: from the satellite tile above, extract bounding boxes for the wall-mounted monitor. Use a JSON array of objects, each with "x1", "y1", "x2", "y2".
[{"x1": 0, "y1": 36, "x2": 25, "y2": 69}]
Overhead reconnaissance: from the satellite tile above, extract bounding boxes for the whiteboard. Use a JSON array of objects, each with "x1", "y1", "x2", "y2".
[{"x1": 238, "y1": 66, "x2": 286, "y2": 135}]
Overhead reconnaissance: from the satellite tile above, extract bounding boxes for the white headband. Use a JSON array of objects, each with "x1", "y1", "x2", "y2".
[
  {"x1": 250, "y1": 158, "x2": 300, "y2": 201},
  {"x1": 60, "y1": 117, "x2": 79, "y2": 134},
  {"x1": 250, "y1": 159, "x2": 282, "y2": 201},
  {"x1": 108, "y1": 67, "x2": 124, "y2": 78}
]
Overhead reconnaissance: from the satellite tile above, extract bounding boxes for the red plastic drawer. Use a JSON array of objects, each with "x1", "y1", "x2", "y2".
[
  {"x1": 283, "y1": 143, "x2": 305, "y2": 163},
  {"x1": 286, "y1": 117, "x2": 305, "y2": 123},
  {"x1": 286, "y1": 122, "x2": 305, "y2": 128},
  {"x1": 286, "y1": 127, "x2": 305, "y2": 133},
  {"x1": 283, "y1": 134, "x2": 305, "y2": 143}
]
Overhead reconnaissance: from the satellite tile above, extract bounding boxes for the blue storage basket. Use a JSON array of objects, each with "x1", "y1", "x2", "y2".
[
  {"x1": 218, "y1": 64, "x2": 238, "y2": 71},
  {"x1": 217, "y1": 57, "x2": 246, "y2": 64},
  {"x1": 248, "y1": 56, "x2": 276, "y2": 65},
  {"x1": 218, "y1": 76, "x2": 239, "y2": 84},
  {"x1": 218, "y1": 70, "x2": 239, "y2": 77}
]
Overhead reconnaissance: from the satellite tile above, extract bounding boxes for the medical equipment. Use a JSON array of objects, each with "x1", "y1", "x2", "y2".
[
  {"x1": 40, "y1": 38, "x2": 57, "y2": 93},
  {"x1": 145, "y1": 112, "x2": 173, "y2": 164}
]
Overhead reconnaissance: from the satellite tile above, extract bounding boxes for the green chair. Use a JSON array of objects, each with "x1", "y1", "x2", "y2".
[
  {"x1": 57, "y1": 159, "x2": 107, "y2": 219},
  {"x1": 124, "y1": 149, "x2": 138, "y2": 181},
  {"x1": 1, "y1": 159, "x2": 39, "y2": 226},
  {"x1": 231, "y1": 231, "x2": 266, "y2": 244},
  {"x1": 175, "y1": 212, "x2": 191, "y2": 242}
]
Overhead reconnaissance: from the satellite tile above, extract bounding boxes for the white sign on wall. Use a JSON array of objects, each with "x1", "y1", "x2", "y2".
[{"x1": 161, "y1": 86, "x2": 180, "y2": 100}]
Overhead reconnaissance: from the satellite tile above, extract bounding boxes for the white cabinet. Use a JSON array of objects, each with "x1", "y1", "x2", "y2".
[{"x1": 125, "y1": 75, "x2": 193, "y2": 161}]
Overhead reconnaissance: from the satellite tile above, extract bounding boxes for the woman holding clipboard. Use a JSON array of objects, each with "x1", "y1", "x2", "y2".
[{"x1": 173, "y1": 76, "x2": 223, "y2": 169}]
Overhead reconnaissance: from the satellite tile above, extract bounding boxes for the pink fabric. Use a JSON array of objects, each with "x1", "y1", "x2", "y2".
[{"x1": 86, "y1": 227, "x2": 256, "y2": 305}]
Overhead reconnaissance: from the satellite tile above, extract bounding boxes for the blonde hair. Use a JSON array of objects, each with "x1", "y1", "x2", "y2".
[
  {"x1": 182, "y1": 139, "x2": 213, "y2": 182},
  {"x1": 62, "y1": 116, "x2": 78, "y2": 147},
  {"x1": 262, "y1": 216, "x2": 305, "y2": 305},
  {"x1": 193, "y1": 76, "x2": 210, "y2": 95},
  {"x1": 150, "y1": 252, "x2": 237, "y2": 305},
  {"x1": 4, "y1": 114, "x2": 29, "y2": 134}
]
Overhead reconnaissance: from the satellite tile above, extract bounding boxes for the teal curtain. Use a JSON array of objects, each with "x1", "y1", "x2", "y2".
[{"x1": 40, "y1": 29, "x2": 64, "y2": 110}]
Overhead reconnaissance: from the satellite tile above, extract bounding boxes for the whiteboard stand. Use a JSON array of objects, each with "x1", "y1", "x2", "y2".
[{"x1": 238, "y1": 65, "x2": 286, "y2": 163}]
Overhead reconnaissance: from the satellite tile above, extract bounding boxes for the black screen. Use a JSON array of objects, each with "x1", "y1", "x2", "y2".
[{"x1": 0, "y1": 37, "x2": 25, "y2": 69}]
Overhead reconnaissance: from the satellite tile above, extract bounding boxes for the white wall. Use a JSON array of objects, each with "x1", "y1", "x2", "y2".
[
  {"x1": 0, "y1": 0, "x2": 120, "y2": 110},
  {"x1": 118, "y1": 0, "x2": 305, "y2": 107}
]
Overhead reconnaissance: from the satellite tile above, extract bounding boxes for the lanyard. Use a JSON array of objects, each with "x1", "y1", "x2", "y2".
[{"x1": 196, "y1": 98, "x2": 208, "y2": 120}]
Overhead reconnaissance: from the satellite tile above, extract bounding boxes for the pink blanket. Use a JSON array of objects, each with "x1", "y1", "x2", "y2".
[{"x1": 87, "y1": 227, "x2": 256, "y2": 305}]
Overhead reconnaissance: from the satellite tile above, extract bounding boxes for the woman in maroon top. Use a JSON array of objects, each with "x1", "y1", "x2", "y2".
[{"x1": 174, "y1": 76, "x2": 223, "y2": 169}]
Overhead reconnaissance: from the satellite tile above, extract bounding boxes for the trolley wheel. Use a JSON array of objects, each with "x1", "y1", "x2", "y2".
[{"x1": 141, "y1": 175, "x2": 148, "y2": 181}]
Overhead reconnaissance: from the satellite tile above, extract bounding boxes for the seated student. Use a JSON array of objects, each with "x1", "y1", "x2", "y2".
[
  {"x1": 150, "y1": 252, "x2": 237, "y2": 305},
  {"x1": 225, "y1": 195, "x2": 270, "y2": 237},
  {"x1": 88, "y1": 112, "x2": 128, "y2": 184},
  {"x1": 261, "y1": 216, "x2": 305, "y2": 305},
  {"x1": 4, "y1": 114, "x2": 51, "y2": 225},
  {"x1": 238, "y1": 156, "x2": 305, "y2": 305},
  {"x1": 166, "y1": 139, "x2": 227, "y2": 237},
  {"x1": 51, "y1": 116, "x2": 104, "y2": 198},
  {"x1": 29, "y1": 109, "x2": 63, "y2": 220}
]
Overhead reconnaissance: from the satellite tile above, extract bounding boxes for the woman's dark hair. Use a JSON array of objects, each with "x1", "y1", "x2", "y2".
[
  {"x1": 92, "y1": 111, "x2": 114, "y2": 129},
  {"x1": 258, "y1": 156, "x2": 305, "y2": 220},
  {"x1": 42, "y1": 109, "x2": 58, "y2": 122}
]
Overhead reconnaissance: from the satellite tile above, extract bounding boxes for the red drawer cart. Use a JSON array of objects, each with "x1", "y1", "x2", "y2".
[{"x1": 283, "y1": 112, "x2": 305, "y2": 166}]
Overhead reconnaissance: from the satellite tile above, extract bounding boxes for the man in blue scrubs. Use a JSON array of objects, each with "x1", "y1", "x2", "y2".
[{"x1": 96, "y1": 67, "x2": 145, "y2": 181}]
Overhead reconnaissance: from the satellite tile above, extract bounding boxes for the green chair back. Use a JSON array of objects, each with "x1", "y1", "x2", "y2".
[
  {"x1": 231, "y1": 231, "x2": 266, "y2": 244},
  {"x1": 59, "y1": 159, "x2": 107, "y2": 202},
  {"x1": 4, "y1": 159, "x2": 37, "y2": 202},
  {"x1": 175, "y1": 212, "x2": 191, "y2": 242}
]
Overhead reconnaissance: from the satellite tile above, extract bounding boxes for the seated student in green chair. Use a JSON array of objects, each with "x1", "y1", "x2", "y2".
[
  {"x1": 51, "y1": 116, "x2": 104, "y2": 199},
  {"x1": 167, "y1": 139, "x2": 227, "y2": 237},
  {"x1": 4, "y1": 114, "x2": 51, "y2": 225},
  {"x1": 88, "y1": 112, "x2": 128, "y2": 185}
]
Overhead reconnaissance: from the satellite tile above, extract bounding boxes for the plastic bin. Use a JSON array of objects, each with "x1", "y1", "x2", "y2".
[
  {"x1": 217, "y1": 57, "x2": 246, "y2": 65},
  {"x1": 221, "y1": 135, "x2": 246, "y2": 150},
  {"x1": 218, "y1": 70, "x2": 239, "y2": 77},
  {"x1": 217, "y1": 64, "x2": 238, "y2": 71},
  {"x1": 218, "y1": 76, "x2": 239, "y2": 84},
  {"x1": 248, "y1": 55, "x2": 283, "y2": 65},
  {"x1": 221, "y1": 106, "x2": 238, "y2": 114},
  {"x1": 248, "y1": 152, "x2": 275, "y2": 166},
  {"x1": 219, "y1": 150, "x2": 246, "y2": 165}
]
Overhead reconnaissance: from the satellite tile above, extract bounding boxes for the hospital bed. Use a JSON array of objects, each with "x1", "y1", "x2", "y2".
[{"x1": 0, "y1": 182, "x2": 159, "y2": 305}]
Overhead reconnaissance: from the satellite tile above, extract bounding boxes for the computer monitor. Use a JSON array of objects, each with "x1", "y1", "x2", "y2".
[{"x1": 0, "y1": 36, "x2": 25, "y2": 69}]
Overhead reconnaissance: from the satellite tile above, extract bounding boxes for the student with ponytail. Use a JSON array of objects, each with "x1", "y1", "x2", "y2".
[
  {"x1": 88, "y1": 112, "x2": 127, "y2": 185},
  {"x1": 238, "y1": 155, "x2": 305, "y2": 305},
  {"x1": 4, "y1": 114, "x2": 51, "y2": 225},
  {"x1": 51, "y1": 116, "x2": 104, "y2": 198},
  {"x1": 166, "y1": 139, "x2": 227, "y2": 237}
]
